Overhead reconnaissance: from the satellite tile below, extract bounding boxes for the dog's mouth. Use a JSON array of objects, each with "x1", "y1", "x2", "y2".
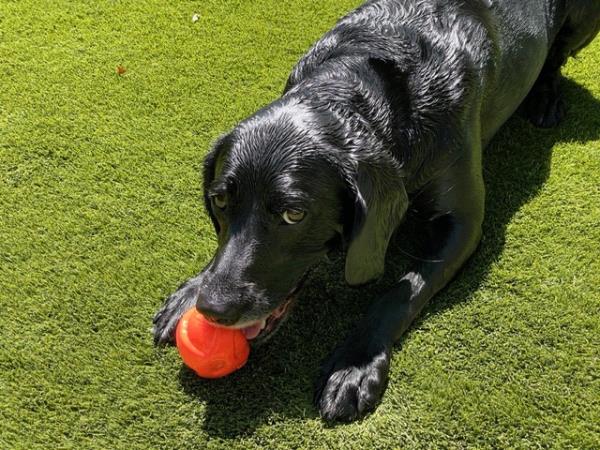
[
  {"x1": 238, "y1": 295, "x2": 296, "y2": 342},
  {"x1": 232, "y1": 279, "x2": 305, "y2": 344},
  {"x1": 213, "y1": 274, "x2": 307, "y2": 344}
]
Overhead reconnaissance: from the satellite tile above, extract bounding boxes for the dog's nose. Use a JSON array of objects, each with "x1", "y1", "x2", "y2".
[{"x1": 195, "y1": 292, "x2": 241, "y2": 327}]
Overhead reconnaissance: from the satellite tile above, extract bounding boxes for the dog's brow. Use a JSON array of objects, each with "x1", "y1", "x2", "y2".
[
  {"x1": 208, "y1": 180, "x2": 230, "y2": 196},
  {"x1": 270, "y1": 190, "x2": 309, "y2": 210}
]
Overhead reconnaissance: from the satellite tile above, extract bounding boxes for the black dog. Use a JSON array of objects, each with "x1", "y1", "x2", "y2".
[{"x1": 153, "y1": 0, "x2": 599, "y2": 421}]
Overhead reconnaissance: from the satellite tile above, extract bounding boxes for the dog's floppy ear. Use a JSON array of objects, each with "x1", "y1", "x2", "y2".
[
  {"x1": 344, "y1": 161, "x2": 408, "y2": 286},
  {"x1": 202, "y1": 133, "x2": 232, "y2": 233}
]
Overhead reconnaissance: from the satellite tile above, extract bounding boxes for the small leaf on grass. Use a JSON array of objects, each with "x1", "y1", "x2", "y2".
[{"x1": 116, "y1": 65, "x2": 126, "y2": 75}]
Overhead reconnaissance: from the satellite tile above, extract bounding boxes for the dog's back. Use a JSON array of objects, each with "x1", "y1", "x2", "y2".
[{"x1": 287, "y1": 0, "x2": 599, "y2": 143}]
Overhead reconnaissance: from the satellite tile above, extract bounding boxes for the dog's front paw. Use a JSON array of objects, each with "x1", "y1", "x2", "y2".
[
  {"x1": 152, "y1": 277, "x2": 200, "y2": 346},
  {"x1": 314, "y1": 335, "x2": 391, "y2": 422}
]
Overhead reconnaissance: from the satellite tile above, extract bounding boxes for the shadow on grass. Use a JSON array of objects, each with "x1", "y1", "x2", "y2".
[{"x1": 178, "y1": 78, "x2": 599, "y2": 438}]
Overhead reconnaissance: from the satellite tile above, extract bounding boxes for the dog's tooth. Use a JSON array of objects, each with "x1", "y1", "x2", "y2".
[{"x1": 260, "y1": 319, "x2": 267, "y2": 329}]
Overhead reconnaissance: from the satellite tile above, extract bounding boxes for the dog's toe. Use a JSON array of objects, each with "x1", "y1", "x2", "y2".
[
  {"x1": 525, "y1": 94, "x2": 566, "y2": 128},
  {"x1": 152, "y1": 281, "x2": 200, "y2": 346},
  {"x1": 534, "y1": 97, "x2": 566, "y2": 128},
  {"x1": 152, "y1": 305, "x2": 178, "y2": 346}
]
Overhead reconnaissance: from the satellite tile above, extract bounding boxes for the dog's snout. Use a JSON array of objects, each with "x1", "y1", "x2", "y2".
[{"x1": 195, "y1": 292, "x2": 242, "y2": 326}]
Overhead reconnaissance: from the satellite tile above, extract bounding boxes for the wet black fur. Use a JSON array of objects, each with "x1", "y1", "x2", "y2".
[{"x1": 153, "y1": 0, "x2": 599, "y2": 422}]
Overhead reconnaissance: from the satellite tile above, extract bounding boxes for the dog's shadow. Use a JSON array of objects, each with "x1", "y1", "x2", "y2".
[{"x1": 178, "y1": 78, "x2": 599, "y2": 438}]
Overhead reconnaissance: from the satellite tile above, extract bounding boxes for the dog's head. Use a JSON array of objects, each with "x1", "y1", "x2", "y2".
[{"x1": 196, "y1": 101, "x2": 407, "y2": 342}]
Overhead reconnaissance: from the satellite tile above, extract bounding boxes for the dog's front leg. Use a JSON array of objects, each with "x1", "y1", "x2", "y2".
[{"x1": 315, "y1": 163, "x2": 485, "y2": 422}]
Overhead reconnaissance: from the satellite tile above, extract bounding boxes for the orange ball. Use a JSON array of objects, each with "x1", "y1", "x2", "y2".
[{"x1": 175, "y1": 308, "x2": 250, "y2": 378}]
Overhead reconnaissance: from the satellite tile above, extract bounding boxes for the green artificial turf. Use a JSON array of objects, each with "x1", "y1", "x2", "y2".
[{"x1": 1, "y1": 1, "x2": 599, "y2": 448}]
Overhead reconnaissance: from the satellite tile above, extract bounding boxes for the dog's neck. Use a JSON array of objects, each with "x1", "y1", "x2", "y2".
[{"x1": 284, "y1": 48, "x2": 462, "y2": 194}]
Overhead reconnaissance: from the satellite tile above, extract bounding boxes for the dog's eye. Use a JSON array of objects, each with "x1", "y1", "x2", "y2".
[
  {"x1": 282, "y1": 209, "x2": 305, "y2": 224},
  {"x1": 212, "y1": 194, "x2": 227, "y2": 210}
]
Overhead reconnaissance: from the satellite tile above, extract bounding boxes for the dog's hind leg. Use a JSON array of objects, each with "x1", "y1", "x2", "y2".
[{"x1": 523, "y1": 1, "x2": 600, "y2": 128}]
